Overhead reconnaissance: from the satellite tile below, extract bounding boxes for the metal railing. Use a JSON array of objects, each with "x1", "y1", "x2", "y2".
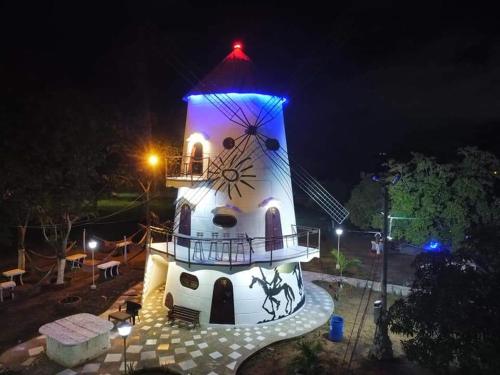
[
  {"x1": 165, "y1": 156, "x2": 211, "y2": 184},
  {"x1": 149, "y1": 225, "x2": 320, "y2": 269}
]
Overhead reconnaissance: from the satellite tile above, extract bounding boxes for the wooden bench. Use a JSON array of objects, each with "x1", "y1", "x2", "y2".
[
  {"x1": 97, "y1": 261, "x2": 120, "y2": 279},
  {"x1": 167, "y1": 305, "x2": 200, "y2": 327},
  {"x1": 0, "y1": 281, "x2": 16, "y2": 302}
]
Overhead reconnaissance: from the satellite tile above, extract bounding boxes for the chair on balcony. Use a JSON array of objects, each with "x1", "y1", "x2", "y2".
[
  {"x1": 220, "y1": 232, "x2": 231, "y2": 261},
  {"x1": 193, "y1": 232, "x2": 204, "y2": 260},
  {"x1": 235, "y1": 232, "x2": 245, "y2": 262},
  {"x1": 208, "y1": 232, "x2": 219, "y2": 260}
]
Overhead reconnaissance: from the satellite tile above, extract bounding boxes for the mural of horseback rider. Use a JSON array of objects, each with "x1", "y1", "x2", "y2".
[
  {"x1": 292, "y1": 264, "x2": 304, "y2": 296},
  {"x1": 249, "y1": 267, "x2": 295, "y2": 320}
]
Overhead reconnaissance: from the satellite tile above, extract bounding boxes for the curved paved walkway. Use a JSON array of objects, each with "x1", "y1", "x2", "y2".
[{"x1": 0, "y1": 278, "x2": 333, "y2": 374}]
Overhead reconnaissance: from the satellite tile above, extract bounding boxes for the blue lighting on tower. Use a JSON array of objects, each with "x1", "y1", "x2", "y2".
[{"x1": 186, "y1": 93, "x2": 287, "y2": 104}]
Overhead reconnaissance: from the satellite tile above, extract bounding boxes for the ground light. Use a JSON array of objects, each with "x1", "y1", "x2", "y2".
[
  {"x1": 335, "y1": 228, "x2": 343, "y2": 271},
  {"x1": 88, "y1": 240, "x2": 98, "y2": 290},
  {"x1": 118, "y1": 321, "x2": 132, "y2": 371}
]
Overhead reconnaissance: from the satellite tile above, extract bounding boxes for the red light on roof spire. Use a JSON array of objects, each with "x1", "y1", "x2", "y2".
[{"x1": 233, "y1": 41, "x2": 242, "y2": 50}]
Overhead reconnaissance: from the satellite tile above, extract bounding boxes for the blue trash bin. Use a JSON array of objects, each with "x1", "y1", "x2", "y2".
[{"x1": 329, "y1": 315, "x2": 344, "y2": 342}]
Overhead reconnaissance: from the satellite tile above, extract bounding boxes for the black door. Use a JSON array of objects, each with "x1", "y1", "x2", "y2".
[
  {"x1": 210, "y1": 278, "x2": 235, "y2": 324},
  {"x1": 265, "y1": 207, "x2": 283, "y2": 251},
  {"x1": 177, "y1": 204, "x2": 191, "y2": 247},
  {"x1": 190, "y1": 142, "x2": 203, "y2": 175}
]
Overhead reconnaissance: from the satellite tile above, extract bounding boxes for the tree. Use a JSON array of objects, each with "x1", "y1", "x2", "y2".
[
  {"x1": 347, "y1": 148, "x2": 500, "y2": 248},
  {"x1": 388, "y1": 147, "x2": 499, "y2": 248},
  {"x1": 1, "y1": 90, "x2": 117, "y2": 284},
  {"x1": 0, "y1": 93, "x2": 49, "y2": 268},
  {"x1": 388, "y1": 225, "x2": 500, "y2": 373},
  {"x1": 345, "y1": 173, "x2": 383, "y2": 230}
]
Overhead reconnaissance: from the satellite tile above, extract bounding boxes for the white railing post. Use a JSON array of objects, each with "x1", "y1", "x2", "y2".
[{"x1": 306, "y1": 230, "x2": 310, "y2": 258}]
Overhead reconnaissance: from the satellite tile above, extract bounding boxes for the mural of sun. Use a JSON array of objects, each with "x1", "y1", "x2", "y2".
[{"x1": 210, "y1": 152, "x2": 256, "y2": 200}]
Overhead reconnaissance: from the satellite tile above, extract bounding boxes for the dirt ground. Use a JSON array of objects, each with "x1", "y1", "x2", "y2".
[
  {"x1": 238, "y1": 281, "x2": 429, "y2": 375},
  {"x1": 302, "y1": 230, "x2": 417, "y2": 286},
  {"x1": 0, "y1": 245, "x2": 146, "y2": 355}
]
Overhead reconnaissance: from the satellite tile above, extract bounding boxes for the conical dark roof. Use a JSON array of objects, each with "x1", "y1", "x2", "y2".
[{"x1": 185, "y1": 45, "x2": 281, "y2": 98}]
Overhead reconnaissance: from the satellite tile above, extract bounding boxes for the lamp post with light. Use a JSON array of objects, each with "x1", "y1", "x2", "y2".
[
  {"x1": 335, "y1": 228, "x2": 343, "y2": 272},
  {"x1": 145, "y1": 153, "x2": 159, "y2": 250},
  {"x1": 118, "y1": 321, "x2": 132, "y2": 370},
  {"x1": 88, "y1": 240, "x2": 98, "y2": 290}
]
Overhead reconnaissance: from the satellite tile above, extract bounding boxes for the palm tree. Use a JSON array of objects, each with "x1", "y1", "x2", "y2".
[{"x1": 331, "y1": 249, "x2": 361, "y2": 281}]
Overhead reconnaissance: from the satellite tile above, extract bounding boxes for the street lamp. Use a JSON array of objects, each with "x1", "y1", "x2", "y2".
[
  {"x1": 369, "y1": 172, "x2": 400, "y2": 360},
  {"x1": 335, "y1": 228, "x2": 343, "y2": 271},
  {"x1": 118, "y1": 321, "x2": 132, "y2": 371},
  {"x1": 147, "y1": 153, "x2": 159, "y2": 168},
  {"x1": 88, "y1": 240, "x2": 98, "y2": 290},
  {"x1": 144, "y1": 152, "x2": 159, "y2": 251}
]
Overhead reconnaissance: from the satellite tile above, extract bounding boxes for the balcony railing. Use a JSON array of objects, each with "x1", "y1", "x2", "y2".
[
  {"x1": 149, "y1": 225, "x2": 321, "y2": 269},
  {"x1": 165, "y1": 156, "x2": 211, "y2": 184}
]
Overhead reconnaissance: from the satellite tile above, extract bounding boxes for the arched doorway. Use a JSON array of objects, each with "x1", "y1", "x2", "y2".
[
  {"x1": 178, "y1": 204, "x2": 191, "y2": 247},
  {"x1": 210, "y1": 277, "x2": 235, "y2": 324},
  {"x1": 265, "y1": 207, "x2": 283, "y2": 251},
  {"x1": 190, "y1": 142, "x2": 203, "y2": 175}
]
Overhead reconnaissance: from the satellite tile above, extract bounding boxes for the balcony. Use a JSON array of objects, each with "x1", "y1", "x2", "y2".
[
  {"x1": 165, "y1": 156, "x2": 211, "y2": 188},
  {"x1": 149, "y1": 225, "x2": 321, "y2": 269}
]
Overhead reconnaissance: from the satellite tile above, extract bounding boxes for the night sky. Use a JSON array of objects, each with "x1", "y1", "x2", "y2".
[{"x1": 2, "y1": 1, "x2": 499, "y2": 199}]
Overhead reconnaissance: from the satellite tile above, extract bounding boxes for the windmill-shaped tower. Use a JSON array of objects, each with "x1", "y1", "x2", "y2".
[{"x1": 145, "y1": 43, "x2": 348, "y2": 325}]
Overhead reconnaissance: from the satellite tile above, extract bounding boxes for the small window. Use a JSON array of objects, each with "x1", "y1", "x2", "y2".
[
  {"x1": 213, "y1": 214, "x2": 237, "y2": 228},
  {"x1": 180, "y1": 272, "x2": 199, "y2": 290}
]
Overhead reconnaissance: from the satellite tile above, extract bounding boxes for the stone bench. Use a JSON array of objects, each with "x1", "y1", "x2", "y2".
[
  {"x1": 39, "y1": 313, "x2": 113, "y2": 367},
  {"x1": 97, "y1": 260, "x2": 120, "y2": 279},
  {"x1": 0, "y1": 281, "x2": 16, "y2": 302},
  {"x1": 66, "y1": 253, "x2": 87, "y2": 269}
]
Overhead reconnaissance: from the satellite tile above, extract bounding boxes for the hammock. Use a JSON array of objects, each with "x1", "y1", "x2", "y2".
[
  {"x1": 96, "y1": 228, "x2": 146, "y2": 253},
  {"x1": 25, "y1": 251, "x2": 56, "y2": 274},
  {"x1": 26, "y1": 241, "x2": 76, "y2": 261}
]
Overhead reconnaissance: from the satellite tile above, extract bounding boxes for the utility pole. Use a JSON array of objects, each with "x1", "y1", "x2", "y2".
[{"x1": 370, "y1": 173, "x2": 400, "y2": 360}]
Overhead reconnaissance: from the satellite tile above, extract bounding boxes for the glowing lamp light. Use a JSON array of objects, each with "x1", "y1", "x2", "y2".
[
  {"x1": 233, "y1": 42, "x2": 242, "y2": 49},
  {"x1": 117, "y1": 321, "x2": 132, "y2": 337},
  {"x1": 335, "y1": 228, "x2": 343, "y2": 236},
  {"x1": 88, "y1": 240, "x2": 98, "y2": 250},
  {"x1": 423, "y1": 240, "x2": 443, "y2": 252},
  {"x1": 148, "y1": 154, "x2": 159, "y2": 167}
]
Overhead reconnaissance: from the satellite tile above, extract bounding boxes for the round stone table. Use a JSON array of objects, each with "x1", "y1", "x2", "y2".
[{"x1": 39, "y1": 313, "x2": 113, "y2": 367}]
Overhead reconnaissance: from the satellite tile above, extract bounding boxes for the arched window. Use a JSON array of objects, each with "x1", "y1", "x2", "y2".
[
  {"x1": 190, "y1": 142, "x2": 203, "y2": 175},
  {"x1": 265, "y1": 207, "x2": 283, "y2": 251}
]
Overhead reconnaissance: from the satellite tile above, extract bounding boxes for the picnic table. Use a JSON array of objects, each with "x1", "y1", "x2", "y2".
[
  {"x1": 39, "y1": 313, "x2": 113, "y2": 367},
  {"x1": 2, "y1": 268, "x2": 26, "y2": 285},
  {"x1": 97, "y1": 260, "x2": 120, "y2": 279},
  {"x1": 66, "y1": 253, "x2": 87, "y2": 269}
]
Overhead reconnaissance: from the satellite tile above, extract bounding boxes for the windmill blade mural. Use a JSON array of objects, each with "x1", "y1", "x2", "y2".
[{"x1": 144, "y1": 42, "x2": 345, "y2": 326}]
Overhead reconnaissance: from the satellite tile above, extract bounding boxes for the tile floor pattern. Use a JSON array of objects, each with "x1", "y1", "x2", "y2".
[{"x1": 0, "y1": 278, "x2": 333, "y2": 374}]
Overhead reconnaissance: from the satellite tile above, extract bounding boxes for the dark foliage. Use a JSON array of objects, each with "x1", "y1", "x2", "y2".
[{"x1": 389, "y1": 226, "x2": 500, "y2": 374}]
